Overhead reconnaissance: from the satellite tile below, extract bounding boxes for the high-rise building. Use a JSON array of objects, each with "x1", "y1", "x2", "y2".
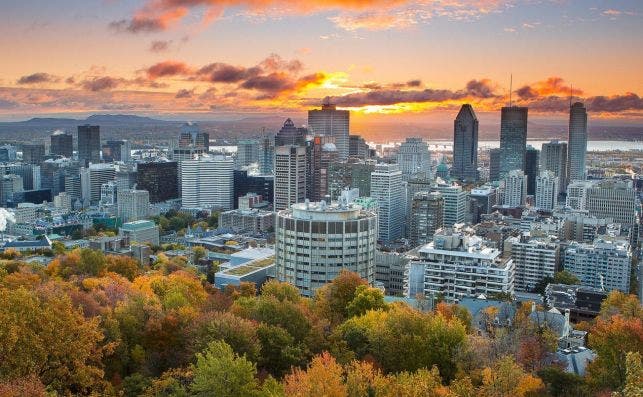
[
  {"x1": 275, "y1": 199, "x2": 377, "y2": 297},
  {"x1": 452, "y1": 104, "x2": 478, "y2": 182},
  {"x1": 0, "y1": 145, "x2": 17, "y2": 162},
  {"x1": 307, "y1": 136, "x2": 338, "y2": 202},
  {"x1": 100, "y1": 181, "x2": 118, "y2": 206},
  {"x1": 396, "y1": 137, "x2": 431, "y2": 180},
  {"x1": 541, "y1": 140, "x2": 567, "y2": 193},
  {"x1": 236, "y1": 139, "x2": 260, "y2": 169},
  {"x1": 470, "y1": 186, "x2": 497, "y2": 223},
  {"x1": 137, "y1": 161, "x2": 179, "y2": 203},
  {"x1": 80, "y1": 163, "x2": 116, "y2": 204},
  {"x1": 349, "y1": 135, "x2": 370, "y2": 159},
  {"x1": 178, "y1": 122, "x2": 209, "y2": 152},
  {"x1": 503, "y1": 169, "x2": 527, "y2": 207},
  {"x1": 50, "y1": 131, "x2": 73, "y2": 158},
  {"x1": 328, "y1": 159, "x2": 375, "y2": 199},
  {"x1": 525, "y1": 145, "x2": 540, "y2": 196},
  {"x1": 565, "y1": 179, "x2": 637, "y2": 226},
  {"x1": 0, "y1": 175, "x2": 23, "y2": 206},
  {"x1": 233, "y1": 171, "x2": 274, "y2": 208},
  {"x1": 102, "y1": 140, "x2": 131, "y2": 163},
  {"x1": 77, "y1": 125, "x2": 101, "y2": 165},
  {"x1": 118, "y1": 189, "x2": 150, "y2": 222},
  {"x1": 409, "y1": 191, "x2": 444, "y2": 247},
  {"x1": 274, "y1": 145, "x2": 307, "y2": 211},
  {"x1": 489, "y1": 148, "x2": 502, "y2": 182},
  {"x1": 406, "y1": 228, "x2": 515, "y2": 302},
  {"x1": 258, "y1": 135, "x2": 275, "y2": 175},
  {"x1": 564, "y1": 238, "x2": 631, "y2": 293},
  {"x1": 567, "y1": 102, "x2": 588, "y2": 182},
  {"x1": 308, "y1": 97, "x2": 350, "y2": 160},
  {"x1": 21, "y1": 143, "x2": 45, "y2": 165},
  {"x1": 505, "y1": 233, "x2": 560, "y2": 292},
  {"x1": 275, "y1": 118, "x2": 306, "y2": 147},
  {"x1": 499, "y1": 106, "x2": 528, "y2": 178},
  {"x1": 371, "y1": 163, "x2": 405, "y2": 243},
  {"x1": 1, "y1": 164, "x2": 40, "y2": 191},
  {"x1": 535, "y1": 171, "x2": 559, "y2": 210},
  {"x1": 430, "y1": 182, "x2": 468, "y2": 227},
  {"x1": 181, "y1": 155, "x2": 234, "y2": 210}
]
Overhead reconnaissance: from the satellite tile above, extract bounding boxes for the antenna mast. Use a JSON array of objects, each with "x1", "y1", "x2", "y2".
[
  {"x1": 569, "y1": 84, "x2": 573, "y2": 107},
  {"x1": 509, "y1": 74, "x2": 513, "y2": 107}
]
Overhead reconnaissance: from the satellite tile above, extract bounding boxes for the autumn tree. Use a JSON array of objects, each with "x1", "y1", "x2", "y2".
[
  {"x1": 346, "y1": 285, "x2": 388, "y2": 318},
  {"x1": 314, "y1": 270, "x2": 368, "y2": 325},
  {"x1": 284, "y1": 352, "x2": 347, "y2": 397},
  {"x1": 479, "y1": 356, "x2": 545, "y2": 397}
]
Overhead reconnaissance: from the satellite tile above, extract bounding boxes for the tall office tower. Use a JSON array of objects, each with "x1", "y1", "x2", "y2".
[
  {"x1": 22, "y1": 143, "x2": 45, "y2": 165},
  {"x1": 137, "y1": 161, "x2": 179, "y2": 203},
  {"x1": 505, "y1": 234, "x2": 560, "y2": 292},
  {"x1": 274, "y1": 145, "x2": 307, "y2": 211},
  {"x1": 40, "y1": 159, "x2": 74, "y2": 197},
  {"x1": 181, "y1": 155, "x2": 234, "y2": 210},
  {"x1": 118, "y1": 189, "x2": 150, "y2": 222},
  {"x1": 308, "y1": 136, "x2": 338, "y2": 202},
  {"x1": 535, "y1": 171, "x2": 559, "y2": 210},
  {"x1": 178, "y1": 122, "x2": 209, "y2": 152},
  {"x1": 503, "y1": 169, "x2": 527, "y2": 207},
  {"x1": 524, "y1": 146, "x2": 540, "y2": 196},
  {"x1": 452, "y1": 104, "x2": 479, "y2": 182},
  {"x1": 349, "y1": 135, "x2": 369, "y2": 159},
  {"x1": 77, "y1": 125, "x2": 101, "y2": 165},
  {"x1": 80, "y1": 163, "x2": 116, "y2": 204},
  {"x1": 406, "y1": 228, "x2": 515, "y2": 302},
  {"x1": 470, "y1": 186, "x2": 497, "y2": 224},
  {"x1": 233, "y1": 171, "x2": 274, "y2": 208},
  {"x1": 116, "y1": 167, "x2": 137, "y2": 192},
  {"x1": 308, "y1": 97, "x2": 350, "y2": 160},
  {"x1": 565, "y1": 238, "x2": 631, "y2": 293},
  {"x1": 328, "y1": 159, "x2": 375, "y2": 199},
  {"x1": 236, "y1": 139, "x2": 260, "y2": 169},
  {"x1": 2, "y1": 164, "x2": 40, "y2": 191},
  {"x1": 499, "y1": 106, "x2": 528, "y2": 178},
  {"x1": 371, "y1": 163, "x2": 404, "y2": 243},
  {"x1": 50, "y1": 131, "x2": 73, "y2": 158},
  {"x1": 275, "y1": 118, "x2": 306, "y2": 147},
  {"x1": 585, "y1": 180, "x2": 637, "y2": 226},
  {"x1": 409, "y1": 191, "x2": 444, "y2": 247},
  {"x1": 489, "y1": 148, "x2": 502, "y2": 182},
  {"x1": 396, "y1": 137, "x2": 431, "y2": 180},
  {"x1": 541, "y1": 140, "x2": 568, "y2": 194},
  {"x1": 0, "y1": 175, "x2": 23, "y2": 206},
  {"x1": 430, "y1": 182, "x2": 468, "y2": 227},
  {"x1": 275, "y1": 199, "x2": 377, "y2": 297},
  {"x1": 567, "y1": 102, "x2": 588, "y2": 182},
  {"x1": 258, "y1": 135, "x2": 275, "y2": 175},
  {"x1": 102, "y1": 140, "x2": 131, "y2": 163},
  {"x1": 0, "y1": 145, "x2": 17, "y2": 162}
]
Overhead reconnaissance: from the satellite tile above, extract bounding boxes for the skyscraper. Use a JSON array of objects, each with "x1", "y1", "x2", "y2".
[
  {"x1": 541, "y1": 140, "x2": 567, "y2": 194},
  {"x1": 274, "y1": 145, "x2": 307, "y2": 211},
  {"x1": 181, "y1": 155, "x2": 234, "y2": 209},
  {"x1": 137, "y1": 161, "x2": 179, "y2": 203},
  {"x1": 396, "y1": 137, "x2": 431, "y2": 180},
  {"x1": 499, "y1": 106, "x2": 528, "y2": 178},
  {"x1": 77, "y1": 125, "x2": 101, "y2": 165},
  {"x1": 236, "y1": 139, "x2": 260, "y2": 169},
  {"x1": 525, "y1": 145, "x2": 540, "y2": 196},
  {"x1": 452, "y1": 104, "x2": 479, "y2": 182},
  {"x1": 307, "y1": 136, "x2": 338, "y2": 202},
  {"x1": 117, "y1": 189, "x2": 150, "y2": 222},
  {"x1": 50, "y1": 131, "x2": 73, "y2": 158},
  {"x1": 102, "y1": 140, "x2": 131, "y2": 163},
  {"x1": 371, "y1": 163, "x2": 404, "y2": 243},
  {"x1": 503, "y1": 169, "x2": 527, "y2": 207},
  {"x1": 567, "y1": 102, "x2": 588, "y2": 181},
  {"x1": 178, "y1": 122, "x2": 209, "y2": 152},
  {"x1": 258, "y1": 135, "x2": 275, "y2": 175},
  {"x1": 489, "y1": 148, "x2": 502, "y2": 182},
  {"x1": 409, "y1": 191, "x2": 444, "y2": 247},
  {"x1": 21, "y1": 143, "x2": 45, "y2": 165},
  {"x1": 308, "y1": 97, "x2": 350, "y2": 160},
  {"x1": 275, "y1": 118, "x2": 305, "y2": 147},
  {"x1": 535, "y1": 170, "x2": 559, "y2": 210}
]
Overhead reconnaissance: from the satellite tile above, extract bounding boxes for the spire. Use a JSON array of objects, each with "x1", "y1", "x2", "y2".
[{"x1": 509, "y1": 74, "x2": 513, "y2": 107}]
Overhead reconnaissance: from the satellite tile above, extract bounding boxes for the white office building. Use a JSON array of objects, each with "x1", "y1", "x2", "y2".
[
  {"x1": 119, "y1": 220, "x2": 160, "y2": 246},
  {"x1": 118, "y1": 189, "x2": 150, "y2": 222},
  {"x1": 307, "y1": 97, "x2": 350, "y2": 160},
  {"x1": 431, "y1": 182, "x2": 468, "y2": 227},
  {"x1": 564, "y1": 238, "x2": 631, "y2": 293},
  {"x1": 505, "y1": 233, "x2": 560, "y2": 292},
  {"x1": 274, "y1": 145, "x2": 307, "y2": 211},
  {"x1": 275, "y1": 199, "x2": 377, "y2": 297},
  {"x1": 371, "y1": 163, "x2": 404, "y2": 243},
  {"x1": 535, "y1": 170, "x2": 559, "y2": 210},
  {"x1": 181, "y1": 155, "x2": 234, "y2": 210},
  {"x1": 566, "y1": 179, "x2": 637, "y2": 226},
  {"x1": 396, "y1": 137, "x2": 431, "y2": 180},
  {"x1": 406, "y1": 228, "x2": 515, "y2": 302},
  {"x1": 80, "y1": 163, "x2": 116, "y2": 204},
  {"x1": 503, "y1": 169, "x2": 527, "y2": 207}
]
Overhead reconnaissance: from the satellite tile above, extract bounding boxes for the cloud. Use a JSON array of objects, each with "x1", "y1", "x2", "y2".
[
  {"x1": 146, "y1": 61, "x2": 192, "y2": 79},
  {"x1": 110, "y1": 0, "x2": 511, "y2": 34},
  {"x1": 465, "y1": 79, "x2": 498, "y2": 98},
  {"x1": 587, "y1": 93, "x2": 643, "y2": 113},
  {"x1": 516, "y1": 77, "x2": 582, "y2": 100},
  {"x1": 149, "y1": 40, "x2": 172, "y2": 53},
  {"x1": 0, "y1": 99, "x2": 19, "y2": 109},
  {"x1": 17, "y1": 73, "x2": 60, "y2": 85},
  {"x1": 175, "y1": 88, "x2": 195, "y2": 98},
  {"x1": 79, "y1": 76, "x2": 125, "y2": 91}
]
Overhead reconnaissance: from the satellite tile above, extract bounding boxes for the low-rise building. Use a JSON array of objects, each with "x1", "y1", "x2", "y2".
[
  {"x1": 219, "y1": 208, "x2": 274, "y2": 233},
  {"x1": 119, "y1": 220, "x2": 159, "y2": 246}
]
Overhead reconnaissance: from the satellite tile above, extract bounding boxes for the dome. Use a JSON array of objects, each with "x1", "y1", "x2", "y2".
[{"x1": 322, "y1": 143, "x2": 337, "y2": 151}]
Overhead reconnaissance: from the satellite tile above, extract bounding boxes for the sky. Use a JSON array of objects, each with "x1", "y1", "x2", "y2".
[{"x1": 0, "y1": 0, "x2": 642, "y2": 124}]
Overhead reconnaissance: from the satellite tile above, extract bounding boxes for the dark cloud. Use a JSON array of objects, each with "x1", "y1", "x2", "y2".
[
  {"x1": 406, "y1": 79, "x2": 422, "y2": 87},
  {"x1": 196, "y1": 63, "x2": 259, "y2": 83},
  {"x1": 17, "y1": 73, "x2": 60, "y2": 85},
  {"x1": 465, "y1": 79, "x2": 498, "y2": 98},
  {"x1": 516, "y1": 85, "x2": 538, "y2": 99},
  {"x1": 80, "y1": 76, "x2": 125, "y2": 92},
  {"x1": 587, "y1": 93, "x2": 643, "y2": 112},
  {"x1": 146, "y1": 61, "x2": 192, "y2": 79},
  {"x1": 328, "y1": 88, "x2": 464, "y2": 107},
  {"x1": 175, "y1": 88, "x2": 194, "y2": 99},
  {"x1": 241, "y1": 73, "x2": 292, "y2": 92},
  {"x1": 149, "y1": 40, "x2": 172, "y2": 53}
]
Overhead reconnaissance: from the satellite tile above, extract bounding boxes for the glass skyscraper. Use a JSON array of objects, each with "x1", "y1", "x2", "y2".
[
  {"x1": 452, "y1": 104, "x2": 479, "y2": 182},
  {"x1": 567, "y1": 102, "x2": 588, "y2": 181},
  {"x1": 499, "y1": 106, "x2": 528, "y2": 178}
]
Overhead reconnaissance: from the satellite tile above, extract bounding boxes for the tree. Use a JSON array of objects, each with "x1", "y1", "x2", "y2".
[
  {"x1": 261, "y1": 280, "x2": 301, "y2": 303},
  {"x1": 618, "y1": 352, "x2": 643, "y2": 397},
  {"x1": 257, "y1": 324, "x2": 306, "y2": 378},
  {"x1": 537, "y1": 366, "x2": 587, "y2": 397},
  {"x1": 553, "y1": 270, "x2": 580, "y2": 285},
  {"x1": 190, "y1": 340, "x2": 259, "y2": 397},
  {"x1": 346, "y1": 285, "x2": 387, "y2": 318},
  {"x1": 599, "y1": 291, "x2": 643, "y2": 320},
  {"x1": 192, "y1": 246, "x2": 207, "y2": 264},
  {"x1": 191, "y1": 311, "x2": 260, "y2": 363},
  {"x1": 105, "y1": 255, "x2": 141, "y2": 281},
  {"x1": 314, "y1": 271, "x2": 368, "y2": 325},
  {"x1": 284, "y1": 352, "x2": 347, "y2": 397},
  {"x1": 0, "y1": 287, "x2": 106, "y2": 395},
  {"x1": 479, "y1": 356, "x2": 545, "y2": 397}
]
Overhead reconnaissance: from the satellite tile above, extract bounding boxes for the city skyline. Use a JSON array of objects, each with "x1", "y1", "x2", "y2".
[{"x1": 0, "y1": 0, "x2": 642, "y2": 125}]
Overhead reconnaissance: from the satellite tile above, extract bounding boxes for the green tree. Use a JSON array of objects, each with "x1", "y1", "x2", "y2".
[
  {"x1": 346, "y1": 285, "x2": 387, "y2": 318},
  {"x1": 257, "y1": 324, "x2": 306, "y2": 378},
  {"x1": 553, "y1": 270, "x2": 580, "y2": 285},
  {"x1": 314, "y1": 270, "x2": 368, "y2": 325},
  {"x1": 190, "y1": 340, "x2": 259, "y2": 397}
]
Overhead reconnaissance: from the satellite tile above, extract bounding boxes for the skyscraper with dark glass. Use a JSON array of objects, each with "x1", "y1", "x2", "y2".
[
  {"x1": 50, "y1": 132, "x2": 73, "y2": 158},
  {"x1": 499, "y1": 106, "x2": 528, "y2": 178},
  {"x1": 136, "y1": 161, "x2": 179, "y2": 203},
  {"x1": 524, "y1": 145, "x2": 540, "y2": 196},
  {"x1": 308, "y1": 97, "x2": 350, "y2": 160},
  {"x1": 77, "y1": 124, "x2": 101, "y2": 165},
  {"x1": 452, "y1": 104, "x2": 478, "y2": 182},
  {"x1": 567, "y1": 102, "x2": 588, "y2": 181}
]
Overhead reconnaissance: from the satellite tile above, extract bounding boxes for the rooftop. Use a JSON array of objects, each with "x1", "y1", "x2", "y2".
[{"x1": 121, "y1": 220, "x2": 157, "y2": 231}]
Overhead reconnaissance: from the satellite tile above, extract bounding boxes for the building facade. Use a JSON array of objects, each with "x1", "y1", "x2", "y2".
[
  {"x1": 136, "y1": 161, "x2": 179, "y2": 203},
  {"x1": 181, "y1": 155, "x2": 234, "y2": 210},
  {"x1": 396, "y1": 137, "x2": 431, "y2": 180},
  {"x1": 452, "y1": 104, "x2": 479, "y2": 182},
  {"x1": 541, "y1": 140, "x2": 568, "y2": 193},
  {"x1": 535, "y1": 170, "x2": 559, "y2": 210},
  {"x1": 499, "y1": 106, "x2": 528, "y2": 178},
  {"x1": 505, "y1": 233, "x2": 560, "y2": 292},
  {"x1": 409, "y1": 191, "x2": 444, "y2": 247},
  {"x1": 503, "y1": 169, "x2": 527, "y2": 207},
  {"x1": 77, "y1": 125, "x2": 101, "y2": 165},
  {"x1": 308, "y1": 97, "x2": 350, "y2": 160},
  {"x1": 567, "y1": 102, "x2": 588, "y2": 182},
  {"x1": 371, "y1": 163, "x2": 404, "y2": 243},
  {"x1": 564, "y1": 238, "x2": 631, "y2": 293}
]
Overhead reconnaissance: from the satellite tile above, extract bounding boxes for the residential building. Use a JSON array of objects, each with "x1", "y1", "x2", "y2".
[
  {"x1": 181, "y1": 155, "x2": 234, "y2": 210},
  {"x1": 505, "y1": 233, "x2": 560, "y2": 292},
  {"x1": 409, "y1": 191, "x2": 444, "y2": 247},
  {"x1": 307, "y1": 135, "x2": 338, "y2": 202},
  {"x1": 564, "y1": 238, "x2": 631, "y2": 293},
  {"x1": 275, "y1": 199, "x2": 377, "y2": 296},
  {"x1": 220, "y1": 209, "x2": 274, "y2": 233},
  {"x1": 503, "y1": 169, "x2": 527, "y2": 207},
  {"x1": 535, "y1": 170, "x2": 559, "y2": 210}
]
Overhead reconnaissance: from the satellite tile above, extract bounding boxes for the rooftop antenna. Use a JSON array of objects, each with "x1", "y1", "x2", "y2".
[
  {"x1": 569, "y1": 84, "x2": 573, "y2": 107},
  {"x1": 509, "y1": 74, "x2": 513, "y2": 107}
]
